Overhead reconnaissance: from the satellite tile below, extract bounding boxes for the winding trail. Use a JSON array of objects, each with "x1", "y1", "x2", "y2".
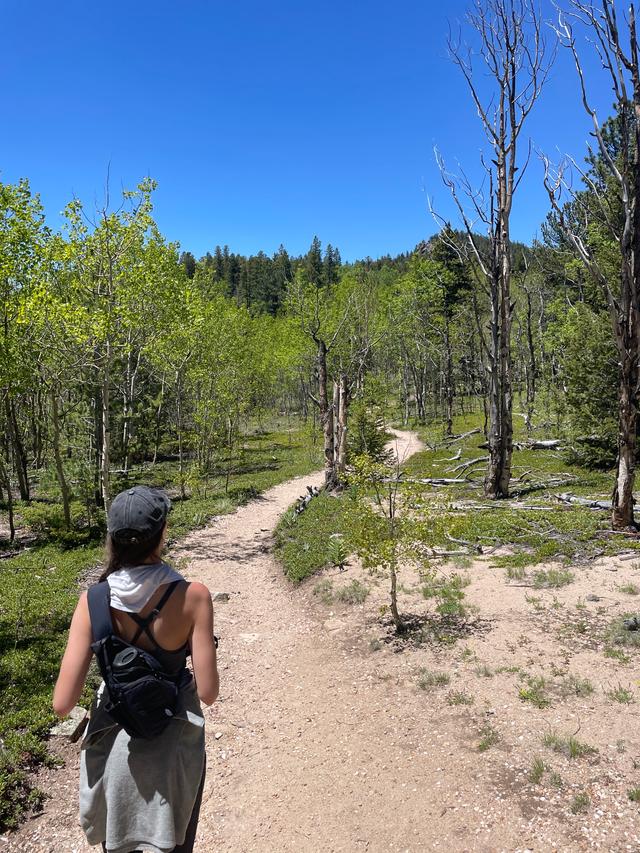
[{"x1": 11, "y1": 429, "x2": 514, "y2": 852}]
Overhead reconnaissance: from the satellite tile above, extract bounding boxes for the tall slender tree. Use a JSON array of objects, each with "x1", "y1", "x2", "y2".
[
  {"x1": 544, "y1": 1, "x2": 640, "y2": 529},
  {"x1": 437, "y1": 0, "x2": 554, "y2": 497}
]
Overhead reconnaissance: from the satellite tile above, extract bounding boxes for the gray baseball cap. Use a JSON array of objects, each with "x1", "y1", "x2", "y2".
[{"x1": 107, "y1": 486, "x2": 171, "y2": 545}]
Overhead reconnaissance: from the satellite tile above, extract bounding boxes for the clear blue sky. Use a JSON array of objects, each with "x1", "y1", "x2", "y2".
[{"x1": 1, "y1": 0, "x2": 614, "y2": 261}]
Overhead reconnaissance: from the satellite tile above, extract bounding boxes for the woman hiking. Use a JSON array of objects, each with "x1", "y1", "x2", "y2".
[{"x1": 53, "y1": 485, "x2": 219, "y2": 853}]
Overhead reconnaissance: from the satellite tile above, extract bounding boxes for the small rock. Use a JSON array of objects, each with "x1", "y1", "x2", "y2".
[
  {"x1": 215, "y1": 731, "x2": 223, "y2": 740},
  {"x1": 50, "y1": 705, "x2": 89, "y2": 741},
  {"x1": 586, "y1": 594, "x2": 601, "y2": 602},
  {"x1": 213, "y1": 592, "x2": 231, "y2": 602}
]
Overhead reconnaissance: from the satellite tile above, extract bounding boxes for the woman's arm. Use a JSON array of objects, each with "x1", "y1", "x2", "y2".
[
  {"x1": 53, "y1": 592, "x2": 94, "y2": 717},
  {"x1": 188, "y1": 582, "x2": 219, "y2": 706}
]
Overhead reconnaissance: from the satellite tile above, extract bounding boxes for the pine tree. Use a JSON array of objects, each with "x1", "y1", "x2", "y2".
[
  {"x1": 323, "y1": 243, "x2": 340, "y2": 286},
  {"x1": 214, "y1": 245, "x2": 225, "y2": 281},
  {"x1": 179, "y1": 251, "x2": 196, "y2": 279},
  {"x1": 305, "y1": 236, "x2": 324, "y2": 287}
]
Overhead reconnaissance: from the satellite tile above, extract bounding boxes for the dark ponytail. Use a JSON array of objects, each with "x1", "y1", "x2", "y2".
[{"x1": 99, "y1": 527, "x2": 165, "y2": 582}]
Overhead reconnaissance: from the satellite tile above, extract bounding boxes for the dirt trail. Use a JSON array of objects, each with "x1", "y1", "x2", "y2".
[{"x1": 9, "y1": 428, "x2": 639, "y2": 852}]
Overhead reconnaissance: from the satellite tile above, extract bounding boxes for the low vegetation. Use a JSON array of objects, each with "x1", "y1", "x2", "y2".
[
  {"x1": 477, "y1": 724, "x2": 501, "y2": 752},
  {"x1": 542, "y1": 732, "x2": 598, "y2": 760},
  {"x1": 417, "y1": 669, "x2": 451, "y2": 690},
  {"x1": 0, "y1": 425, "x2": 321, "y2": 830}
]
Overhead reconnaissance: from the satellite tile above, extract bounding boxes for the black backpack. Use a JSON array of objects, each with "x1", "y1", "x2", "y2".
[{"x1": 87, "y1": 580, "x2": 188, "y2": 739}]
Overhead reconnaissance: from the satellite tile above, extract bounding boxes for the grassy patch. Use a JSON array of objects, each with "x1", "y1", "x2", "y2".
[
  {"x1": 405, "y1": 412, "x2": 620, "y2": 569},
  {"x1": 528, "y1": 756, "x2": 546, "y2": 784},
  {"x1": 312, "y1": 578, "x2": 334, "y2": 604},
  {"x1": 477, "y1": 724, "x2": 500, "y2": 752},
  {"x1": 519, "y1": 675, "x2": 551, "y2": 709},
  {"x1": 543, "y1": 731, "x2": 598, "y2": 760},
  {"x1": 417, "y1": 668, "x2": 451, "y2": 690},
  {"x1": 335, "y1": 579, "x2": 369, "y2": 605},
  {"x1": 505, "y1": 565, "x2": 526, "y2": 581},
  {"x1": 274, "y1": 492, "x2": 350, "y2": 584},
  {"x1": 606, "y1": 616, "x2": 640, "y2": 650},
  {"x1": 618, "y1": 583, "x2": 640, "y2": 596},
  {"x1": 628, "y1": 788, "x2": 640, "y2": 802},
  {"x1": 446, "y1": 689, "x2": 474, "y2": 706},
  {"x1": 606, "y1": 684, "x2": 634, "y2": 704},
  {"x1": 560, "y1": 674, "x2": 595, "y2": 698},
  {"x1": 604, "y1": 646, "x2": 631, "y2": 663},
  {"x1": 0, "y1": 543, "x2": 102, "y2": 828},
  {"x1": 532, "y1": 568, "x2": 575, "y2": 589},
  {"x1": 570, "y1": 791, "x2": 591, "y2": 814}
]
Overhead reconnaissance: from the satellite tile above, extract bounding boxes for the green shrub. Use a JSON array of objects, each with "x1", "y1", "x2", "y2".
[
  {"x1": 446, "y1": 689, "x2": 474, "y2": 706},
  {"x1": 570, "y1": 791, "x2": 591, "y2": 814},
  {"x1": 335, "y1": 579, "x2": 369, "y2": 604},
  {"x1": 312, "y1": 578, "x2": 334, "y2": 604},
  {"x1": 542, "y1": 731, "x2": 598, "y2": 759},
  {"x1": 528, "y1": 757, "x2": 546, "y2": 784},
  {"x1": 18, "y1": 500, "x2": 103, "y2": 546},
  {"x1": 560, "y1": 675, "x2": 594, "y2": 698},
  {"x1": 422, "y1": 573, "x2": 470, "y2": 619},
  {"x1": 327, "y1": 535, "x2": 349, "y2": 569},
  {"x1": 606, "y1": 684, "x2": 634, "y2": 704},
  {"x1": 519, "y1": 675, "x2": 551, "y2": 709},
  {"x1": 417, "y1": 669, "x2": 451, "y2": 690},
  {"x1": 532, "y1": 568, "x2": 574, "y2": 589},
  {"x1": 606, "y1": 616, "x2": 640, "y2": 649},
  {"x1": 477, "y1": 724, "x2": 500, "y2": 752},
  {"x1": 348, "y1": 400, "x2": 391, "y2": 462}
]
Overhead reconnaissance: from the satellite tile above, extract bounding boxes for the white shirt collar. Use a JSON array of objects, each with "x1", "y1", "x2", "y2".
[{"x1": 106, "y1": 562, "x2": 184, "y2": 613}]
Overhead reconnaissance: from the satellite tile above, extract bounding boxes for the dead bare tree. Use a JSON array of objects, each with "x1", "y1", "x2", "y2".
[
  {"x1": 288, "y1": 278, "x2": 352, "y2": 490},
  {"x1": 434, "y1": 0, "x2": 554, "y2": 498},
  {"x1": 542, "y1": 0, "x2": 640, "y2": 529}
]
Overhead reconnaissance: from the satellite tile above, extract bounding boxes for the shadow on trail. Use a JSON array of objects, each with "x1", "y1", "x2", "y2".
[{"x1": 378, "y1": 613, "x2": 494, "y2": 651}]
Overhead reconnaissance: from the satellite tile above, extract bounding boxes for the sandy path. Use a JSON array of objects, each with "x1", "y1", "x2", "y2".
[{"x1": 11, "y1": 427, "x2": 636, "y2": 852}]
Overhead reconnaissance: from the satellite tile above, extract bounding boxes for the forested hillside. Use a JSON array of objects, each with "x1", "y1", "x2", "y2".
[{"x1": 0, "y1": 168, "x2": 625, "y2": 535}]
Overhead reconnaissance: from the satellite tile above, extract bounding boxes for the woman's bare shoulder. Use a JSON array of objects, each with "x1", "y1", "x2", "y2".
[{"x1": 184, "y1": 581, "x2": 213, "y2": 604}]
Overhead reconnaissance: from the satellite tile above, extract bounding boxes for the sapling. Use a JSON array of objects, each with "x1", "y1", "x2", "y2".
[
  {"x1": 348, "y1": 456, "x2": 407, "y2": 631},
  {"x1": 347, "y1": 455, "x2": 433, "y2": 633}
]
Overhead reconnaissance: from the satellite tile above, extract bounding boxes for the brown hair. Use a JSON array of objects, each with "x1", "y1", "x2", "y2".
[{"x1": 99, "y1": 527, "x2": 165, "y2": 582}]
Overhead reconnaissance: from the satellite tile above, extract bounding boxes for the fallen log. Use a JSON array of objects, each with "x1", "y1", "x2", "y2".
[
  {"x1": 442, "y1": 427, "x2": 481, "y2": 446},
  {"x1": 444, "y1": 533, "x2": 483, "y2": 554},
  {"x1": 381, "y1": 476, "x2": 472, "y2": 486},
  {"x1": 520, "y1": 439, "x2": 562, "y2": 450},
  {"x1": 414, "y1": 543, "x2": 480, "y2": 558},
  {"x1": 445, "y1": 448, "x2": 462, "y2": 462},
  {"x1": 452, "y1": 455, "x2": 489, "y2": 473},
  {"x1": 555, "y1": 492, "x2": 611, "y2": 511},
  {"x1": 480, "y1": 439, "x2": 562, "y2": 451},
  {"x1": 295, "y1": 485, "x2": 321, "y2": 515}
]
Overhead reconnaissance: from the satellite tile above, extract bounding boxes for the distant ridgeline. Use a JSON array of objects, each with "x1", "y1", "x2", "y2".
[{"x1": 178, "y1": 237, "x2": 413, "y2": 315}]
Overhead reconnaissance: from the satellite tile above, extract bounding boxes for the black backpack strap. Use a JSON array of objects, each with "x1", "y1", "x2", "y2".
[
  {"x1": 129, "y1": 580, "x2": 181, "y2": 645},
  {"x1": 87, "y1": 582, "x2": 114, "y2": 643}
]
